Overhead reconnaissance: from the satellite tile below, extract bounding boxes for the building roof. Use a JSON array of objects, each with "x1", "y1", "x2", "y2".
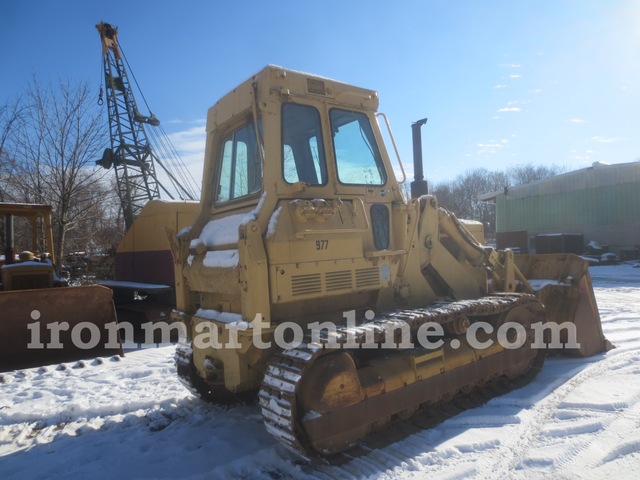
[{"x1": 479, "y1": 161, "x2": 640, "y2": 202}]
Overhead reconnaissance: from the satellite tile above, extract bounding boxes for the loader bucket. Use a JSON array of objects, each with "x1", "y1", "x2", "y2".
[
  {"x1": 0, "y1": 285, "x2": 123, "y2": 372},
  {"x1": 515, "y1": 253, "x2": 612, "y2": 357}
]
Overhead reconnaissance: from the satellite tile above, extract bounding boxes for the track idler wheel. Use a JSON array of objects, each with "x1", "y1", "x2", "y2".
[{"x1": 298, "y1": 352, "x2": 367, "y2": 454}]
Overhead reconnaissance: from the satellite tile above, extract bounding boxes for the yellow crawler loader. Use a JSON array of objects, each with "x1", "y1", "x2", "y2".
[
  {"x1": 0, "y1": 203, "x2": 122, "y2": 372},
  {"x1": 169, "y1": 66, "x2": 610, "y2": 458}
]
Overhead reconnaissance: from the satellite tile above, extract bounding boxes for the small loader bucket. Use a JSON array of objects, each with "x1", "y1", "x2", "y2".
[
  {"x1": 515, "y1": 253, "x2": 612, "y2": 357},
  {"x1": 0, "y1": 285, "x2": 123, "y2": 372}
]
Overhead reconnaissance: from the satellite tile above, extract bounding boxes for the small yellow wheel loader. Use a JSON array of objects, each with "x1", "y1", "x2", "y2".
[{"x1": 0, "y1": 203, "x2": 122, "y2": 372}]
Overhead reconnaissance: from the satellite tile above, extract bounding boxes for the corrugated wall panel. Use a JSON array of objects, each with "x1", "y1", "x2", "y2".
[
  {"x1": 498, "y1": 183, "x2": 640, "y2": 232},
  {"x1": 490, "y1": 162, "x2": 640, "y2": 255}
]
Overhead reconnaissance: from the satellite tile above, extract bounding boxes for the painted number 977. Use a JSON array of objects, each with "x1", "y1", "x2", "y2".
[{"x1": 316, "y1": 240, "x2": 329, "y2": 250}]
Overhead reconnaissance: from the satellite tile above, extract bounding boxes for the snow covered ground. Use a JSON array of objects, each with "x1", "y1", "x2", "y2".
[{"x1": 1, "y1": 263, "x2": 640, "y2": 479}]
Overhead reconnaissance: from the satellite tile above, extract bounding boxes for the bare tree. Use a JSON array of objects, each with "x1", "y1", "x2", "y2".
[
  {"x1": 430, "y1": 163, "x2": 565, "y2": 241},
  {"x1": 508, "y1": 163, "x2": 565, "y2": 186},
  {"x1": 432, "y1": 169, "x2": 507, "y2": 233},
  {"x1": 8, "y1": 78, "x2": 111, "y2": 267},
  {"x1": 0, "y1": 97, "x2": 25, "y2": 201}
]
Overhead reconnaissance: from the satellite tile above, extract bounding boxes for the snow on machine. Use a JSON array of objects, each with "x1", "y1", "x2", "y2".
[{"x1": 169, "y1": 66, "x2": 610, "y2": 459}]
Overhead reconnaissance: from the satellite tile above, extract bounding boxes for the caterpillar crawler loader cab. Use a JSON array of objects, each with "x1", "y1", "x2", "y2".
[
  {"x1": 169, "y1": 66, "x2": 610, "y2": 458},
  {"x1": 0, "y1": 203, "x2": 122, "y2": 372}
]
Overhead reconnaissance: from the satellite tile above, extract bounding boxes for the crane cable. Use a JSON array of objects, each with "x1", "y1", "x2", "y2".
[
  {"x1": 112, "y1": 40, "x2": 200, "y2": 199},
  {"x1": 118, "y1": 43, "x2": 154, "y2": 116}
]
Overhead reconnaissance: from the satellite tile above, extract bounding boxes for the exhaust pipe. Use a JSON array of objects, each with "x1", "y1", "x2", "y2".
[{"x1": 411, "y1": 118, "x2": 428, "y2": 199}]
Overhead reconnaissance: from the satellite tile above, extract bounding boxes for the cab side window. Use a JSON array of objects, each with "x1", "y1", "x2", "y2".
[{"x1": 216, "y1": 120, "x2": 262, "y2": 203}]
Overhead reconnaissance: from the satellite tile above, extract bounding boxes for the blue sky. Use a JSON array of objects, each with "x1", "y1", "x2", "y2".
[{"x1": 2, "y1": 0, "x2": 639, "y2": 187}]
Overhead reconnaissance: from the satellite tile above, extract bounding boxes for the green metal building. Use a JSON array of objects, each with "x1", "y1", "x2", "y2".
[{"x1": 480, "y1": 162, "x2": 640, "y2": 258}]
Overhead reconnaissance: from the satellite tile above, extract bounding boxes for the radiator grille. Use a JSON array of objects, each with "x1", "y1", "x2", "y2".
[
  {"x1": 288, "y1": 267, "x2": 382, "y2": 299},
  {"x1": 291, "y1": 273, "x2": 322, "y2": 296},
  {"x1": 325, "y1": 270, "x2": 352, "y2": 291},
  {"x1": 355, "y1": 268, "x2": 380, "y2": 288}
]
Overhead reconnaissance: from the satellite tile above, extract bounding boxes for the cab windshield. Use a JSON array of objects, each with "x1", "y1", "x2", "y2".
[{"x1": 280, "y1": 103, "x2": 386, "y2": 187}]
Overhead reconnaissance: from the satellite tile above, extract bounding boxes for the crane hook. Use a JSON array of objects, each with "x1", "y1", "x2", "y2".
[{"x1": 97, "y1": 85, "x2": 104, "y2": 106}]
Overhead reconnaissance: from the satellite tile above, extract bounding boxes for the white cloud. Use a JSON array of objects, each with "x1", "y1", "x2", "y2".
[
  {"x1": 149, "y1": 122, "x2": 206, "y2": 163},
  {"x1": 568, "y1": 118, "x2": 588, "y2": 124},
  {"x1": 510, "y1": 74, "x2": 522, "y2": 79},
  {"x1": 167, "y1": 123, "x2": 207, "y2": 160},
  {"x1": 476, "y1": 142, "x2": 506, "y2": 155},
  {"x1": 592, "y1": 136, "x2": 624, "y2": 143},
  {"x1": 166, "y1": 118, "x2": 207, "y2": 125},
  {"x1": 150, "y1": 121, "x2": 207, "y2": 198},
  {"x1": 476, "y1": 139, "x2": 510, "y2": 156},
  {"x1": 498, "y1": 107, "x2": 521, "y2": 112}
]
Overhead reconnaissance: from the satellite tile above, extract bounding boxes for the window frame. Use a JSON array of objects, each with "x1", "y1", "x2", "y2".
[
  {"x1": 329, "y1": 108, "x2": 387, "y2": 187},
  {"x1": 281, "y1": 102, "x2": 328, "y2": 187},
  {"x1": 213, "y1": 117, "x2": 263, "y2": 205}
]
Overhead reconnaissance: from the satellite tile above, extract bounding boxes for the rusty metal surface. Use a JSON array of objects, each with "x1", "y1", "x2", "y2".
[
  {"x1": 0, "y1": 285, "x2": 122, "y2": 372},
  {"x1": 516, "y1": 253, "x2": 610, "y2": 356}
]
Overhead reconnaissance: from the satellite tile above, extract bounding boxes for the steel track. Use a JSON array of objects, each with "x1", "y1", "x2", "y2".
[{"x1": 259, "y1": 294, "x2": 546, "y2": 461}]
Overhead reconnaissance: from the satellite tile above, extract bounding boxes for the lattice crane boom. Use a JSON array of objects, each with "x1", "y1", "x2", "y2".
[{"x1": 96, "y1": 21, "x2": 198, "y2": 230}]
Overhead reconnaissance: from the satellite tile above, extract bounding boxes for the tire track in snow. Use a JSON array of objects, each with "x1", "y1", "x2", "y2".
[
  {"x1": 536, "y1": 349, "x2": 640, "y2": 477},
  {"x1": 300, "y1": 285, "x2": 639, "y2": 479},
  {"x1": 301, "y1": 296, "x2": 640, "y2": 479},
  {"x1": 327, "y1": 349, "x2": 637, "y2": 480},
  {"x1": 0, "y1": 356, "x2": 122, "y2": 387},
  {"x1": 497, "y1": 349, "x2": 640, "y2": 479}
]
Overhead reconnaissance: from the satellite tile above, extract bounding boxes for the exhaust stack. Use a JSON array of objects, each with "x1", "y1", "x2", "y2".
[{"x1": 411, "y1": 118, "x2": 429, "y2": 199}]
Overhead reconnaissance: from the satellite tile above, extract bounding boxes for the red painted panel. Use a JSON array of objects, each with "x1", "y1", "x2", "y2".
[{"x1": 115, "y1": 250, "x2": 174, "y2": 286}]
